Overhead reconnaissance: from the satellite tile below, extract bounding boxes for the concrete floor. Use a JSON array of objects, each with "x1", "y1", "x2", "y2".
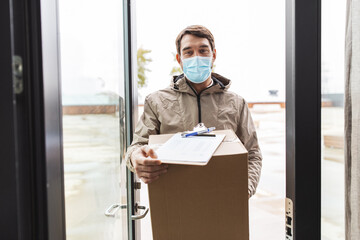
[{"x1": 62, "y1": 106, "x2": 345, "y2": 240}]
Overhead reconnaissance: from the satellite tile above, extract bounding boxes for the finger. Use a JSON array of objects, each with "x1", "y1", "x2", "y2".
[
  {"x1": 148, "y1": 148, "x2": 158, "y2": 159},
  {"x1": 141, "y1": 175, "x2": 159, "y2": 184},
  {"x1": 141, "y1": 145, "x2": 158, "y2": 159},
  {"x1": 147, "y1": 176, "x2": 160, "y2": 184},
  {"x1": 138, "y1": 168, "x2": 167, "y2": 179},
  {"x1": 142, "y1": 166, "x2": 168, "y2": 175},
  {"x1": 137, "y1": 157, "x2": 162, "y2": 166},
  {"x1": 135, "y1": 164, "x2": 167, "y2": 173},
  {"x1": 143, "y1": 158, "x2": 162, "y2": 165}
]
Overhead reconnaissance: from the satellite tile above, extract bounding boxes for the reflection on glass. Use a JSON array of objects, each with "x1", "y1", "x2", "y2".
[
  {"x1": 58, "y1": 0, "x2": 127, "y2": 239},
  {"x1": 321, "y1": 0, "x2": 346, "y2": 239},
  {"x1": 135, "y1": 0, "x2": 285, "y2": 239}
]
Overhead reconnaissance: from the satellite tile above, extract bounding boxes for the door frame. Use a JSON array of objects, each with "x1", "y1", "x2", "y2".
[
  {"x1": 0, "y1": 0, "x2": 322, "y2": 239},
  {"x1": 0, "y1": 0, "x2": 136, "y2": 239},
  {"x1": 123, "y1": 0, "x2": 139, "y2": 239},
  {"x1": 0, "y1": 0, "x2": 66, "y2": 239},
  {"x1": 286, "y1": 0, "x2": 321, "y2": 239},
  {"x1": 0, "y1": 0, "x2": 27, "y2": 238},
  {"x1": 125, "y1": 0, "x2": 323, "y2": 239}
]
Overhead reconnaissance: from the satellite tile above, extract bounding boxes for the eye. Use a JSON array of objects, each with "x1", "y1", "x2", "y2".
[
  {"x1": 200, "y1": 49, "x2": 210, "y2": 54},
  {"x1": 184, "y1": 51, "x2": 193, "y2": 56}
]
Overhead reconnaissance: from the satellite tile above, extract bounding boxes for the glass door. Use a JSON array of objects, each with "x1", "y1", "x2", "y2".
[
  {"x1": 321, "y1": 0, "x2": 346, "y2": 239},
  {"x1": 58, "y1": 0, "x2": 129, "y2": 239},
  {"x1": 134, "y1": 0, "x2": 286, "y2": 239}
]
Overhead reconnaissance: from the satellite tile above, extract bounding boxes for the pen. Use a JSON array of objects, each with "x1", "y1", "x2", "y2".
[{"x1": 182, "y1": 127, "x2": 216, "y2": 138}]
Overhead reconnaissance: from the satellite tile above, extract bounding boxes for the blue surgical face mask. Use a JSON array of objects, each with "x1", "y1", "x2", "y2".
[{"x1": 182, "y1": 56, "x2": 212, "y2": 84}]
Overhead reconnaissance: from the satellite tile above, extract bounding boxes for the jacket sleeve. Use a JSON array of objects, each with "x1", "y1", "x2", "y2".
[
  {"x1": 125, "y1": 95, "x2": 160, "y2": 172},
  {"x1": 236, "y1": 98, "x2": 263, "y2": 197}
]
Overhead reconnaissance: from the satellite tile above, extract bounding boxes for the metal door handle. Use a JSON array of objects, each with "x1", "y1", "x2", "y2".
[
  {"x1": 131, "y1": 205, "x2": 149, "y2": 220},
  {"x1": 105, "y1": 203, "x2": 149, "y2": 220},
  {"x1": 104, "y1": 203, "x2": 126, "y2": 217}
]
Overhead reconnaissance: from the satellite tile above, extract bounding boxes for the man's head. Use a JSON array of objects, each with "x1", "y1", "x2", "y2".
[
  {"x1": 175, "y1": 25, "x2": 215, "y2": 57},
  {"x1": 175, "y1": 25, "x2": 217, "y2": 87}
]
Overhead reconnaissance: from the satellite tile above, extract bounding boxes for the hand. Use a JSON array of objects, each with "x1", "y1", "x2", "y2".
[{"x1": 131, "y1": 145, "x2": 168, "y2": 184}]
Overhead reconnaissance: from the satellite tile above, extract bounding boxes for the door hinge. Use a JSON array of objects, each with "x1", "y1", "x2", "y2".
[
  {"x1": 286, "y1": 197, "x2": 293, "y2": 240},
  {"x1": 134, "y1": 181, "x2": 141, "y2": 190},
  {"x1": 12, "y1": 55, "x2": 23, "y2": 94}
]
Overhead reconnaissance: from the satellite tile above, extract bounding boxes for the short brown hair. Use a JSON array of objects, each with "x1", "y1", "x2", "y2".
[{"x1": 175, "y1": 25, "x2": 215, "y2": 56}]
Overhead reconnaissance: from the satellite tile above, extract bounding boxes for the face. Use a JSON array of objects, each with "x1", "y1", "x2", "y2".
[{"x1": 176, "y1": 34, "x2": 216, "y2": 68}]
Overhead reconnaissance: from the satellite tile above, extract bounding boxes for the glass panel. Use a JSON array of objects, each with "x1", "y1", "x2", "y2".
[
  {"x1": 321, "y1": 0, "x2": 346, "y2": 239},
  {"x1": 58, "y1": 0, "x2": 128, "y2": 239},
  {"x1": 135, "y1": 0, "x2": 285, "y2": 239}
]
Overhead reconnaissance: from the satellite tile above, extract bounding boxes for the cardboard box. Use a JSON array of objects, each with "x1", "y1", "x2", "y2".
[{"x1": 148, "y1": 129, "x2": 249, "y2": 240}]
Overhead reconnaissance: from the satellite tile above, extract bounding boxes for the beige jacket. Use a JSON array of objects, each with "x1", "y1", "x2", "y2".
[{"x1": 126, "y1": 73, "x2": 262, "y2": 197}]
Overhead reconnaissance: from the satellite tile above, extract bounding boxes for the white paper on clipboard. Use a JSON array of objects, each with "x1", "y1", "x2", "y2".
[{"x1": 154, "y1": 133, "x2": 225, "y2": 165}]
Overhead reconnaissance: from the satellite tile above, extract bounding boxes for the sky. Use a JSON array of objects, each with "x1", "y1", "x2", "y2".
[
  {"x1": 58, "y1": 0, "x2": 346, "y2": 105},
  {"x1": 135, "y1": 0, "x2": 286, "y2": 103}
]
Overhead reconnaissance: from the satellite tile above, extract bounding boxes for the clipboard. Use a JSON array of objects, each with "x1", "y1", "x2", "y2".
[{"x1": 153, "y1": 133, "x2": 226, "y2": 165}]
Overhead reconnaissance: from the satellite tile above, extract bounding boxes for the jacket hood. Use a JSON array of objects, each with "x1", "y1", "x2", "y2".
[{"x1": 171, "y1": 73, "x2": 232, "y2": 95}]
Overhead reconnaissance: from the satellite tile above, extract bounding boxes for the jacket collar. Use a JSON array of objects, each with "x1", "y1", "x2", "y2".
[{"x1": 171, "y1": 73, "x2": 232, "y2": 95}]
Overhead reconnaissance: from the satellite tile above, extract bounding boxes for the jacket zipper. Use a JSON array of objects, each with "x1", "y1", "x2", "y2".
[
  {"x1": 186, "y1": 81, "x2": 214, "y2": 124},
  {"x1": 197, "y1": 95, "x2": 202, "y2": 123}
]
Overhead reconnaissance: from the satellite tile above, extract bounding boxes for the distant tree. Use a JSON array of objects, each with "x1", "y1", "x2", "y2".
[
  {"x1": 170, "y1": 52, "x2": 183, "y2": 76},
  {"x1": 137, "y1": 47, "x2": 152, "y2": 89}
]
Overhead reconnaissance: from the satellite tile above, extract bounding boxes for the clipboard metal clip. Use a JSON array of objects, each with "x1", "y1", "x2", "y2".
[{"x1": 181, "y1": 123, "x2": 216, "y2": 138}]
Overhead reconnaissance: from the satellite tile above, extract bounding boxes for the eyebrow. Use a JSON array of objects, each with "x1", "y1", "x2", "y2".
[
  {"x1": 181, "y1": 45, "x2": 210, "y2": 52},
  {"x1": 199, "y1": 45, "x2": 210, "y2": 48},
  {"x1": 182, "y1": 46, "x2": 192, "y2": 52}
]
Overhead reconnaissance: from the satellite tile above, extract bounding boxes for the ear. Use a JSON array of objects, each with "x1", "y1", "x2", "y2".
[
  {"x1": 176, "y1": 53, "x2": 181, "y2": 64},
  {"x1": 212, "y1": 49, "x2": 217, "y2": 62},
  {"x1": 176, "y1": 53, "x2": 183, "y2": 70}
]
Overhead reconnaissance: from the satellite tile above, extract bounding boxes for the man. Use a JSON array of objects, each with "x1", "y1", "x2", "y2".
[{"x1": 126, "y1": 25, "x2": 262, "y2": 197}]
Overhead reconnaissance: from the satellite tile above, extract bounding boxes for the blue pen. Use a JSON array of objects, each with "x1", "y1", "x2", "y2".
[{"x1": 183, "y1": 127, "x2": 216, "y2": 138}]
